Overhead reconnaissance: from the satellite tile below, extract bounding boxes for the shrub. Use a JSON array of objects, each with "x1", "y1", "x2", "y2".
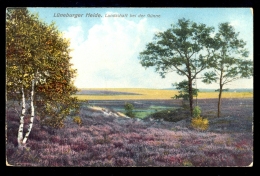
[
  {"x1": 191, "y1": 105, "x2": 208, "y2": 130},
  {"x1": 193, "y1": 106, "x2": 201, "y2": 118},
  {"x1": 43, "y1": 116, "x2": 64, "y2": 129},
  {"x1": 150, "y1": 108, "x2": 190, "y2": 122},
  {"x1": 124, "y1": 103, "x2": 135, "y2": 118},
  {"x1": 73, "y1": 116, "x2": 82, "y2": 126},
  {"x1": 183, "y1": 160, "x2": 193, "y2": 167},
  {"x1": 191, "y1": 116, "x2": 209, "y2": 131}
]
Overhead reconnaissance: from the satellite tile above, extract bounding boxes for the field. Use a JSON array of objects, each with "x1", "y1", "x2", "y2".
[
  {"x1": 6, "y1": 97, "x2": 253, "y2": 166},
  {"x1": 73, "y1": 88, "x2": 253, "y2": 100},
  {"x1": 6, "y1": 88, "x2": 253, "y2": 167},
  {"x1": 73, "y1": 88, "x2": 253, "y2": 119}
]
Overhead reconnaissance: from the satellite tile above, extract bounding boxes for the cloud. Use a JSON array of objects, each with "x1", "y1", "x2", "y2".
[
  {"x1": 63, "y1": 25, "x2": 84, "y2": 49},
  {"x1": 63, "y1": 13, "x2": 183, "y2": 88},
  {"x1": 63, "y1": 13, "x2": 253, "y2": 89},
  {"x1": 229, "y1": 20, "x2": 240, "y2": 27}
]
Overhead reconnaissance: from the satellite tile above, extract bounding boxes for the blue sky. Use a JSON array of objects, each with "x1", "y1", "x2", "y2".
[{"x1": 28, "y1": 8, "x2": 253, "y2": 89}]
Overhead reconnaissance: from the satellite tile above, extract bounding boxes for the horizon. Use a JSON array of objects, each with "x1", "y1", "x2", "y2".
[
  {"x1": 28, "y1": 8, "x2": 253, "y2": 89},
  {"x1": 75, "y1": 87, "x2": 253, "y2": 90}
]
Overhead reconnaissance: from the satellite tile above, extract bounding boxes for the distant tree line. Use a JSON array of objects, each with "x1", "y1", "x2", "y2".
[{"x1": 215, "y1": 88, "x2": 229, "y2": 92}]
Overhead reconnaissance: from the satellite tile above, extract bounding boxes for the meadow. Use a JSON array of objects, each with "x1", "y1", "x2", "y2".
[
  {"x1": 73, "y1": 88, "x2": 253, "y2": 119},
  {"x1": 72, "y1": 88, "x2": 253, "y2": 100}
]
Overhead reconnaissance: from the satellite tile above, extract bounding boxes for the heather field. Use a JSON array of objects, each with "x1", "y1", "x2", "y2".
[{"x1": 6, "y1": 98, "x2": 253, "y2": 167}]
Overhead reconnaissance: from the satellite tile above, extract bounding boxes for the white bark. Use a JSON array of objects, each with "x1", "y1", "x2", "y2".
[
  {"x1": 17, "y1": 86, "x2": 26, "y2": 147},
  {"x1": 22, "y1": 78, "x2": 35, "y2": 144}
]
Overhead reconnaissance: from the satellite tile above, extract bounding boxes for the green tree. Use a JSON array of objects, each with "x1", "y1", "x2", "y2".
[
  {"x1": 6, "y1": 8, "x2": 43, "y2": 147},
  {"x1": 124, "y1": 103, "x2": 135, "y2": 118},
  {"x1": 202, "y1": 22, "x2": 253, "y2": 117},
  {"x1": 33, "y1": 20, "x2": 79, "y2": 128},
  {"x1": 6, "y1": 8, "x2": 79, "y2": 147},
  {"x1": 172, "y1": 80, "x2": 199, "y2": 100},
  {"x1": 139, "y1": 18, "x2": 214, "y2": 117}
]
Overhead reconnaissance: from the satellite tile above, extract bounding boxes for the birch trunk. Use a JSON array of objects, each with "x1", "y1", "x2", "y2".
[
  {"x1": 17, "y1": 86, "x2": 26, "y2": 147},
  {"x1": 22, "y1": 78, "x2": 35, "y2": 144}
]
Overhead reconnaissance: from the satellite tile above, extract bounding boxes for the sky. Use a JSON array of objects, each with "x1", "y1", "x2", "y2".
[{"x1": 28, "y1": 8, "x2": 253, "y2": 89}]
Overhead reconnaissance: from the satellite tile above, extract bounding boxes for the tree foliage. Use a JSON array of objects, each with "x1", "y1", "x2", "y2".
[
  {"x1": 6, "y1": 8, "x2": 79, "y2": 145},
  {"x1": 139, "y1": 18, "x2": 214, "y2": 116},
  {"x1": 124, "y1": 103, "x2": 135, "y2": 118},
  {"x1": 172, "y1": 80, "x2": 199, "y2": 100},
  {"x1": 202, "y1": 22, "x2": 253, "y2": 117}
]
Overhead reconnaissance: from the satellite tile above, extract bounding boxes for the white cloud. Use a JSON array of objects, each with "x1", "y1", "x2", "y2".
[
  {"x1": 63, "y1": 14, "x2": 183, "y2": 88},
  {"x1": 63, "y1": 13, "x2": 253, "y2": 89},
  {"x1": 63, "y1": 25, "x2": 84, "y2": 49},
  {"x1": 229, "y1": 20, "x2": 240, "y2": 27}
]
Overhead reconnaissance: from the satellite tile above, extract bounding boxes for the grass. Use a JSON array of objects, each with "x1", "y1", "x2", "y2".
[
  {"x1": 132, "y1": 111, "x2": 151, "y2": 119},
  {"x1": 113, "y1": 105, "x2": 173, "y2": 119},
  {"x1": 133, "y1": 106, "x2": 171, "y2": 119},
  {"x1": 72, "y1": 88, "x2": 253, "y2": 100}
]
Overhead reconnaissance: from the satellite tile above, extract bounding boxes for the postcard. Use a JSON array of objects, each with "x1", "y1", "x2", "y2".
[{"x1": 6, "y1": 7, "x2": 253, "y2": 167}]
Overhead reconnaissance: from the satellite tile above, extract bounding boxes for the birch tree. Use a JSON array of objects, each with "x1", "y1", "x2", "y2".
[
  {"x1": 202, "y1": 22, "x2": 253, "y2": 117},
  {"x1": 139, "y1": 18, "x2": 214, "y2": 116},
  {"x1": 6, "y1": 8, "x2": 79, "y2": 147},
  {"x1": 6, "y1": 8, "x2": 37, "y2": 147}
]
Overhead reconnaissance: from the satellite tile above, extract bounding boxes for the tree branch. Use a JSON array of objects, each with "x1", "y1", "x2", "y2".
[
  {"x1": 171, "y1": 65, "x2": 188, "y2": 77},
  {"x1": 188, "y1": 50, "x2": 196, "y2": 60},
  {"x1": 175, "y1": 47, "x2": 185, "y2": 61},
  {"x1": 223, "y1": 77, "x2": 240, "y2": 85},
  {"x1": 214, "y1": 68, "x2": 221, "y2": 76}
]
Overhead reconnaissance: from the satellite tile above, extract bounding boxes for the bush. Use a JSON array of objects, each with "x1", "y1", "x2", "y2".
[
  {"x1": 183, "y1": 160, "x2": 193, "y2": 166},
  {"x1": 124, "y1": 103, "x2": 135, "y2": 118},
  {"x1": 150, "y1": 108, "x2": 190, "y2": 122},
  {"x1": 43, "y1": 116, "x2": 64, "y2": 129},
  {"x1": 193, "y1": 106, "x2": 201, "y2": 118},
  {"x1": 191, "y1": 105, "x2": 208, "y2": 130},
  {"x1": 73, "y1": 116, "x2": 82, "y2": 126},
  {"x1": 191, "y1": 116, "x2": 209, "y2": 131}
]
